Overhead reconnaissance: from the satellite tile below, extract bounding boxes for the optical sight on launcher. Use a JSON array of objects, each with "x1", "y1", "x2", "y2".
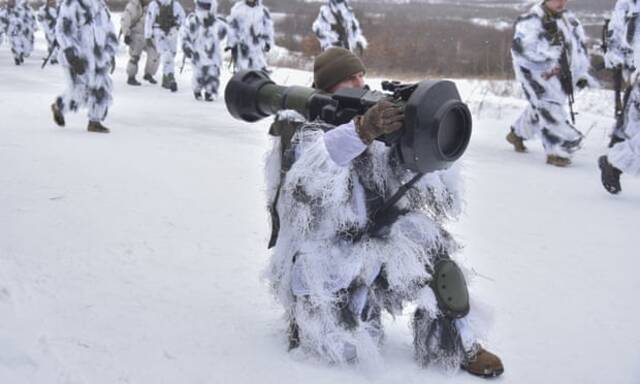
[{"x1": 224, "y1": 70, "x2": 472, "y2": 174}]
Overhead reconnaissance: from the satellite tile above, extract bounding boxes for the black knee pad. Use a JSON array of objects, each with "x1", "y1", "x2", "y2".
[{"x1": 430, "y1": 259, "x2": 469, "y2": 319}]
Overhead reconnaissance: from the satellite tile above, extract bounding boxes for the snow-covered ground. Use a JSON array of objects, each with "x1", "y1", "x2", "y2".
[{"x1": 1, "y1": 24, "x2": 640, "y2": 384}]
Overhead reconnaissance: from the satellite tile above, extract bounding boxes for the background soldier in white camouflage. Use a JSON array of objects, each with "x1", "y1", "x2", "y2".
[
  {"x1": 226, "y1": 0, "x2": 273, "y2": 73},
  {"x1": 599, "y1": 0, "x2": 640, "y2": 194},
  {"x1": 50, "y1": 0, "x2": 118, "y2": 133},
  {"x1": 144, "y1": 0, "x2": 185, "y2": 92},
  {"x1": 3, "y1": 0, "x2": 36, "y2": 65},
  {"x1": 508, "y1": 0, "x2": 594, "y2": 167},
  {"x1": 121, "y1": 0, "x2": 159, "y2": 86},
  {"x1": 312, "y1": 0, "x2": 367, "y2": 54},
  {"x1": 180, "y1": 0, "x2": 227, "y2": 101},
  {"x1": 37, "y1": 0, "x2": 59, "y2": 65}
]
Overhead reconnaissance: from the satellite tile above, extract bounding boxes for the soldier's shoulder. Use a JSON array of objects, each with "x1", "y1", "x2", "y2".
[
  {"x1": 563, "y1": 10, "x2": 582, "y2": 27},
  {"x1": 513, "y1": 6, "x2": 544, "y2": 32}
]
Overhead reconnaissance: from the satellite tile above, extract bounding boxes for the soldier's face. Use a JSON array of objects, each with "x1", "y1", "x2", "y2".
[
  {"x1": 245, "y1": 0, "x2": 257, "y2": 7},
  {"x1": 330, "y1": 72, "x2": 365, "y2": 93},
  {"x1": 545, "y1": 0, "x2": 568, "y2": 13},
  {"x1": 47, "y1": 0, "x2": 56, "y2": 6}
]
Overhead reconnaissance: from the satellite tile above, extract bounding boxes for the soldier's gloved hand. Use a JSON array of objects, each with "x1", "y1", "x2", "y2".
[
  {"x1": 183, "y1": 46, "x2": 193, "y2": 59},
  {"x1": 264, "y1": 42, "x2": 271, "y2": 52},
  {"x1": 355, "y1": 100, "x2": 404, "y2": 145},
  {"x1": 64, "y1": 48, "x2": 86, "y2": 75},
  {"x1": 124, "y1": 34, "x2": 131, "y2": 45},
  {"x1": 110, "y1": 57, "x2": 116, "y2": 74},
  {"x1": 576, "y1": 78, "x2": 589, "y2": 89}
]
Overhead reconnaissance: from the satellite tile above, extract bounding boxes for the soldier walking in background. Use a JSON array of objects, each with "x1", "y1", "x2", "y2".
[
  {"x1": 144, "y1": 0, "x2": 185, "y2": 92},
  {"x1": 509, "y1": 0, "x2": 594, "y2": 167},
  {"x1": 50, "y1": 0, "x2": 118, "y2": 133},
  {"x1": 3, "y1": 0, "x2": 37, "y2": 65},
  {"x1": 121, "y1": 0, "x2": 160, "y2": 86},
  {"x1": 312, "y1": 0, "x2": 367, "y2": 55},
  {"x1": 226, "y1": 0, "x2": 273, "y2": 73},
  {"x1": 599, "y1": 0, "x2": 640, "y2": 194},
  {"x1": 180, "y1": 0, "x2": 227, "y2": 101}
]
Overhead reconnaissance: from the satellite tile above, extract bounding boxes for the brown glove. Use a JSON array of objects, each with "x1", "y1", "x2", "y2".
[{"x1": 355, "y1": 100, "x2": 404, "y2": 145}]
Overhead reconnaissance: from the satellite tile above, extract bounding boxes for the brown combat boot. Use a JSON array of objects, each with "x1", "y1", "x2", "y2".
[
  {"x1": 51, "y1": 103, "x2": 65, "y2": 127},
  {"x1": 461, "y1": 345, "x2": 504, "y2": 378},
  {"x1": 546, "y1": 154, "x2": 571, "y2": 167},
  {"x1": 87, "y1": 121, "x2": 110, "y2": 133},
  {"x1": 506, "y1": 130, "x2": 527, "y2": 152}
]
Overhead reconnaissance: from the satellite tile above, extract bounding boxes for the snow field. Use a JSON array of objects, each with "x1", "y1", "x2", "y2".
[{"x1": 1, "y1": 16, "x2": 639, "y2": 384}]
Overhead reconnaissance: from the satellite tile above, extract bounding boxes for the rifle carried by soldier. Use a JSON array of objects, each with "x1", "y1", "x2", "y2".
[
  {"x1": 543, "y1": 14, "x2": 577, "y2": 124},
  {"x1": 558, "y1": 39, "x2": 576, "y2": 125},
  {"x1": 179, "y1": 54, "x2": 187, "y2": 74},
  {"x1": 41, "y1": 39, "x2": 59, "y2": 69}
]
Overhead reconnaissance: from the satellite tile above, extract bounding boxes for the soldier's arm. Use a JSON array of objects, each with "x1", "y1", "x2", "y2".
[
  {"x1": 350, "y1": 13, "x2": 367, "y2": 51},
  {"x1": 101, "y1": 4, "x2": 119, "y2": 60},
  {"x1": 143, "y1": 2, "x2": 157, "y2": 39},
  {"x1": 217, "y1": 17, "x2": 228, "y2": 42},
  {"x1": 36, "y1": 5, "x2": 45, "y2": 24},
  {"x1": 179, "y1": 14, "x2": 195, "y2": 55},
  {"x1": 606, "y1": 0, "x2": 634, "y2": 69},
  {"x1": 323, "y1": 121, "x2": 368, "y2": 166},
  {"x1": 262, "y1": 7, "x2": 274, "y2": 48},
  {"x1": 566, "y1": 13, "x2": 596, "y2": 86},
  {"x1": 174, "y1": 2, "x2": 186, "y2": 28},
  {"x1": 120, "y1": 1, "x2": 138, "y2": 35},
  {"x1": 225, "y1": 11, "x2": 238, "y2": 48}
]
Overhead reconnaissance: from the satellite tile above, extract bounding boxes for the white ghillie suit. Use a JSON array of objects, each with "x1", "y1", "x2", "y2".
[
  {"x1": 605, "y1": 0, "x2": 640, "y2": 175},
  {"x1": 511, "y1": 3, "x2": 594, "y2": 158},
  {"x1": 180, "y1": 0, "x2": 227, "y2": 99},
  {"x1": 312, "y1": 0, "x2": 367, "y2": 54},
  {"x1": 265, "y1": 115, "x2": 485, "y2": 369},
  {"x1": 121, "y1": 0, "x2": 160, "y2": 81},
  {"x1": 144, "y1": 0, "x2": 185, "y2": 76},
  {"x1": 4, "y1": 0, "x2": 37, "y2": 64},
  {"x1": 37, "y1": 1, "x2": 59, "y2": 64},
  {"x1": 54, "y1": 0, "x2": 118, "y2": 122},
  {"x1": 227, "y1": 0, "x2": 273, "y2": 72}
]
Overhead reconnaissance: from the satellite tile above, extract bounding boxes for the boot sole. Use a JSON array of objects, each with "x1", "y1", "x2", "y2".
[
  {"x1": 462, "y1": 365, "x2": 504, "y2": 378},
  {"x1": 546, "y1": 158, "x2": 571, "y2": 167},
  {"x1": 87, "y1": 128, "x2": 110, "y2": 134}
]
